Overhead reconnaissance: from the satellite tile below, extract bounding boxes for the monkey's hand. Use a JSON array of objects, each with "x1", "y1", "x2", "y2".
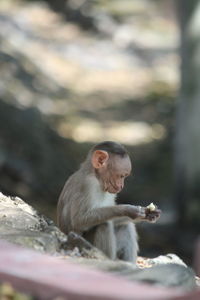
[
  {"x1": 124, "y1": 205, "x2": 147, "y2": 221},
  {"x1": 143, "y1": 206, "x2": 161, "y2": 223},
  {"x1": 123, "y1": 205, "x2": 161, "y2": 222}
]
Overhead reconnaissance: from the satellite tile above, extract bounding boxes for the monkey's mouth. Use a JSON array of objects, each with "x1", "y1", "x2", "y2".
[{"x1": 107, "y1": 180, "x2": 120, "y2": 194}]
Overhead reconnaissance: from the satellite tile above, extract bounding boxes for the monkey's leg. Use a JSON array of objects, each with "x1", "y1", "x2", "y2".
[
  {"x1": 114, "y1": 221, "x2": 138, "y2": 264},
  {"x1": 83, "y1": 221, "x2": 117, "y2": 260}
]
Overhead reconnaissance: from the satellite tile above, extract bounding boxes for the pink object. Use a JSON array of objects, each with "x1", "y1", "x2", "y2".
[{"x1": 0, "y1": 240, "x2": 197, "y2": 300}]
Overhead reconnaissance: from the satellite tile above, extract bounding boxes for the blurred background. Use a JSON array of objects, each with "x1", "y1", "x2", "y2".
[{"x1": 0, "y1": 0, "x2": 199, "y2": 266}]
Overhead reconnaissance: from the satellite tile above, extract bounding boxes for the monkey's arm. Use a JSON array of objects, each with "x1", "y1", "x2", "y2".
[{"x1": 71, "y1": 204, "x2": 145, "y2": 232}]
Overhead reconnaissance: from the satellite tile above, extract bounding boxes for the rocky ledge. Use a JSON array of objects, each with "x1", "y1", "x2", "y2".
[{"x1": 0, "y1": 192, "x2": 198, "y2": 291}]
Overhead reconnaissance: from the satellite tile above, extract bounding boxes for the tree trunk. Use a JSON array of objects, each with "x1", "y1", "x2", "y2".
[{"x1": 175, "y1": 0, "x2": 200, "y2": 228}]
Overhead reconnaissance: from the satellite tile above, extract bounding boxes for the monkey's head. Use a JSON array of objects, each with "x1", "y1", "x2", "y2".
[{"x1": 91, "y1": 141, "x2": 132, "y2": 194}]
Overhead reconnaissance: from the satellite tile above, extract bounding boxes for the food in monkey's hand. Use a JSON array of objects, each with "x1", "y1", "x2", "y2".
[
  {"x1": 146, "y1": 203, "x2": 160, "y2": 223},
  {"x1": 146, "y1": 202, "x2": 156, "y2": 211}
]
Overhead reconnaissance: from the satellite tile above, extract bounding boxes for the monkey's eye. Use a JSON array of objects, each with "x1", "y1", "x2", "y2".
[{"x1": 124, "y1": 173, "x2": 130, "y2": 178}]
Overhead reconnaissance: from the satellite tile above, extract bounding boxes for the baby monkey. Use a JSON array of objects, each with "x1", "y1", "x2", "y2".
[{"x1": 57, "y1": 141, "x2": 161, "y2": 263}]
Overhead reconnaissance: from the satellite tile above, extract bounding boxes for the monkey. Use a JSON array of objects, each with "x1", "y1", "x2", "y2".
[{"x1": 57, "y1": 141, "x2": 161, "y2": 264}]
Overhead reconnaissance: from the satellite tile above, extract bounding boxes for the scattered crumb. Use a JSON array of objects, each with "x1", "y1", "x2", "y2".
[{"x1": 137, "y1": 256, "x2": 152, "y2": 268}]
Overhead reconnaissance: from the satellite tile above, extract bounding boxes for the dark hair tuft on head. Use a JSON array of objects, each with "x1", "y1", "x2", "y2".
[{"x1": 92, "y1": 141, "x2": 128, "y2": 157}]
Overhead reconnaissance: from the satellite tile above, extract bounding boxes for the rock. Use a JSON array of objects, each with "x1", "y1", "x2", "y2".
[
  {"x1": 0, "y1": 192, "x2": 60, "y2": 253},
  {"x1": 0, "y1": 192, "x2": 48, "y2": 230},
  {"x1": 0, "y1": 192, "x2": 105, "y2": 259},
  {"x1": 149, "y1": 253, "x2": 187, "y2": 267},
  {"x1": 0, "y1": 192, "x2": 197, "y2": 290},
  {"x1": 68, "y1": 257, "x2": 196, "y2": 291}
]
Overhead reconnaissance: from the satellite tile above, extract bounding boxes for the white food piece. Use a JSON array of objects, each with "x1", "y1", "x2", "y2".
[{"x1": 147, "y1": 202, "x2": 156, "y2": 211}]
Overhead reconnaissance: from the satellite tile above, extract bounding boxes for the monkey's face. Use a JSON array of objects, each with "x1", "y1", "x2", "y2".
[{"x1": 96, "y1": 154, "x2": 132, "y2": 194}]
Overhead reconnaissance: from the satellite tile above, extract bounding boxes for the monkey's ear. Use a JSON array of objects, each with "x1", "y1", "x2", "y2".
[{"x1": 91, "y1": 150, "x2": 109, "y2": 169}]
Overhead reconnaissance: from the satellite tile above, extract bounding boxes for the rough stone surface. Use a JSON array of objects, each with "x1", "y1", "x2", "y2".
[
  {"x1": 0, "y1": 192, "x2": 63, "y2": 253},
  {"x1": 0, "y1": 192, "x2": 109, "y2": 259},
  {"x1": 0, "y1": 191, "x2": 197, "y2": 292},
  {"x1": 0, "y1": 240, "x2": 186, "y2": 300}
]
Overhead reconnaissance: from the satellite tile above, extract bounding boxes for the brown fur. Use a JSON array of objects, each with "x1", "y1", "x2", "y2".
[{"x1": 57, "y1": 141, "x2": 160, "y2": 263}]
